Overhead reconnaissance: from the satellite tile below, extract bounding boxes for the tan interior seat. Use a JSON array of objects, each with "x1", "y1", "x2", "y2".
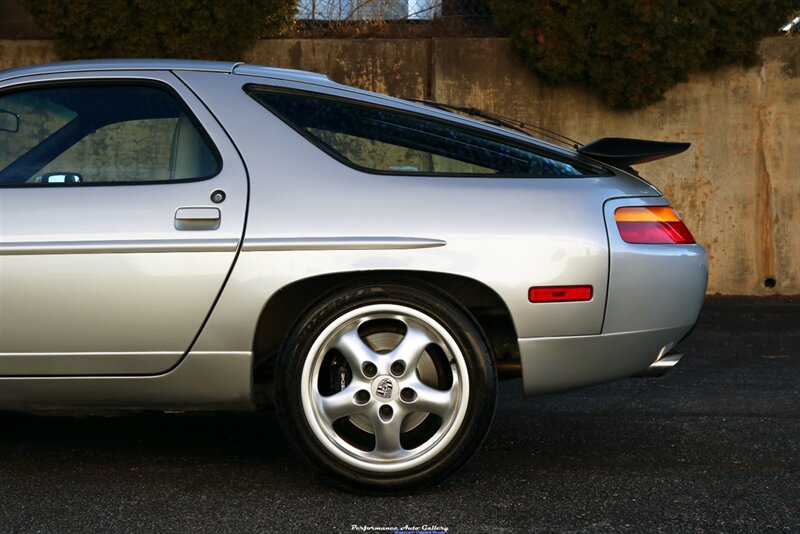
[{"x1": 170, "y1": 113, "x2": 212, "y2": 180}]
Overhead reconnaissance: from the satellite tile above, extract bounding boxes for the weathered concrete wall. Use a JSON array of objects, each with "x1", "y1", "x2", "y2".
[
  {"x1": 0, "y1": 39, "x2": 55, "y2": 67},
  {"x1": 2, "y1": 38, "x2": 798, "y2": 295}
]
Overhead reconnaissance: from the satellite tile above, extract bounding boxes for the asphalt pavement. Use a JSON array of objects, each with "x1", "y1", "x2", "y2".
[{"x1": 1, "y1": 297, "x2": 798, "y2": 533}]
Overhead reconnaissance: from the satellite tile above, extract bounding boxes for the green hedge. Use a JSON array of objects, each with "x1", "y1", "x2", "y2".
[
  {"x1": 21, "y1": 0, "x2": 297, "y2": 61},
  {"x1": 490, "y1": 0, "x2": 796, "y2": 108}
]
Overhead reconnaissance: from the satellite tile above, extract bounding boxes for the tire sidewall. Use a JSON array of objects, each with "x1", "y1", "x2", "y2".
[{"x1": 275, "y1": 282, "x2": 497, "y2": 492}]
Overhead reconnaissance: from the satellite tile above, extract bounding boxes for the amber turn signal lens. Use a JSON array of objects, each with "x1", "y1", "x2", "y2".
[{"x1": 614, "y1": 206, "x2": 696, "y2": 244}]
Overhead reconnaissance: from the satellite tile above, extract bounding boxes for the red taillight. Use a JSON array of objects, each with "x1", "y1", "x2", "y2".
[
  {"x1": 529, "y1": 285, "x2": 593, "y2": 303},
  {"x1": 614, "y1": 206, "x2": 696, "y2": 244}
]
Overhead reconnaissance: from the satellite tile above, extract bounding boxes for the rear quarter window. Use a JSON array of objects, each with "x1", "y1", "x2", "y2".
[{"x1": 246, "y1": 87, "x2": 604, "y2": 178}]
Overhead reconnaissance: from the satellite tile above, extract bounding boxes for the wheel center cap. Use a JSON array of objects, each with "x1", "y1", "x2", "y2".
[{"x1": 372, "y1": 375, "x2": 397, "y2": 402}]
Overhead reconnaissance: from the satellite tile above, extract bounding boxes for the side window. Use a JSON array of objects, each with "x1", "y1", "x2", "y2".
[
  {"x1": 0, "y1": 84, "x2": 220, "y2": 185},
  {"x1": 247, "y1": 88, "x2": 600, "y2": 177}
]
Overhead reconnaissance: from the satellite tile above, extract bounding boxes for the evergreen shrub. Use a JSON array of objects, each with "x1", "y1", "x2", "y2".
[
  {"x1": 21, "y1": 0, "x2": 297, "y2": 61},
  {"x1": 489, "y1": 0, "x2": 796, "y2": 108}
]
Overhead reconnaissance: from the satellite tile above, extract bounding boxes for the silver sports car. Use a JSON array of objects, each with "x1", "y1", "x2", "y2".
[{"x1": 0, "y1": 60, "x2": 707, "y2": 491}]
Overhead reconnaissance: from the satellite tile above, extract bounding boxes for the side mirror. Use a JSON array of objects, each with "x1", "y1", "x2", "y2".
[
  {"x1": 0, "y1": 109, "x2": 19, "y2": 133},
  {"x1": 33, "y1": 172, "x2": 83, "y2": 184}
]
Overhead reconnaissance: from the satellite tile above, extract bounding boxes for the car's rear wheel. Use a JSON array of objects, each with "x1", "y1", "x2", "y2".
[{"x1": 275, "y1": 282, "x2": 496, "y2": 492}]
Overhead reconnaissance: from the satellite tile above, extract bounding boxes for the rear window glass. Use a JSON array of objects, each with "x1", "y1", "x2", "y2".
[{"x1": 247, "y1": 88, "x2": 603, "y2": 178}]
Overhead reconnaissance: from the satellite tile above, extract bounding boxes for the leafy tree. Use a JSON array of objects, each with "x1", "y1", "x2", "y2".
[
  {"x1": 490, "y1": 0, "x2": 796, "y2": 108},
  {"x1": 21, "y1": 0, "x2": 297, "y2": 61}
]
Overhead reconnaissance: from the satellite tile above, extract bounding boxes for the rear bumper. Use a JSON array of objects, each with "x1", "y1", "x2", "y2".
[{"x1": 518, "y1": 325, "x2": 691, "y2": 397}]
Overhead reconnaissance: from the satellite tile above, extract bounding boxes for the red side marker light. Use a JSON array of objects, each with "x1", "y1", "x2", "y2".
[{"x1": 529, "y1": 285, "x2": 593, "y2": 303}]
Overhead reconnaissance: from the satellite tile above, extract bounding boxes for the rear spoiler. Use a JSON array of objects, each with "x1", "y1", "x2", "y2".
[{"x1": 577, "y1": 137, "x2": 690, "y2": 167}]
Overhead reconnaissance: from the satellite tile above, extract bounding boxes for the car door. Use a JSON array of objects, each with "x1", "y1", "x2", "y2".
[{"x1": 0, "y1": 70, "x2": 247, "y2": 375}]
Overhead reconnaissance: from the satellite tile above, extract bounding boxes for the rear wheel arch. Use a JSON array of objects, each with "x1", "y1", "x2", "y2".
[{"x1": 252, "y1": 270, "x2": 520, "y2": 381}]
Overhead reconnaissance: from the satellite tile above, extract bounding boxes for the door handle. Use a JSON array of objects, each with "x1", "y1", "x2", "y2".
[{"x1": 174, "y1": 207, "x2": 221, "y2": 231}]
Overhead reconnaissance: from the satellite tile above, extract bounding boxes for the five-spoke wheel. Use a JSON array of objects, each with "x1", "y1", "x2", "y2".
[{"x1": 276, "y1": 282, "x2": 496, "y2": 491}]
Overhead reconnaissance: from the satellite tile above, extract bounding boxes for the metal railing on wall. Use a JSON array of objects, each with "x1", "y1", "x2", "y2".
[
  {"x1": 289, "y1": 0, "x2": 495, "y2": 37},
  {"x1": 298, "y1": 0, "x2": 442, "y2": 20}
]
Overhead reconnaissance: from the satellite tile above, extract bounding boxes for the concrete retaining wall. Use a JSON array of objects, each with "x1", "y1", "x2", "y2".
[{"x1": 2, "y1": 37, "x2": 798, "y2": 295}]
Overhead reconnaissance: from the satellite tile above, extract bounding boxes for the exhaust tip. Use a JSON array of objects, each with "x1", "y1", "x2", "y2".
[{"x1": 635, "y1": 352, "x2": 683, "y2": 378}]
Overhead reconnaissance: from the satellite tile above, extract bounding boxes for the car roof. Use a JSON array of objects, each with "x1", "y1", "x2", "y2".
[
  {"x1": 0, "y1": 59, "x2": 583, "y2": 160},
  {"x1": 0, "y1": 59, "x2": 331, "y2": 84}
]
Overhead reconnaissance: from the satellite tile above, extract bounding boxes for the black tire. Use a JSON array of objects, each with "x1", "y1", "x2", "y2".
[{"x1": 274, "y1": 280, "x2": 496, "y2": 492}]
